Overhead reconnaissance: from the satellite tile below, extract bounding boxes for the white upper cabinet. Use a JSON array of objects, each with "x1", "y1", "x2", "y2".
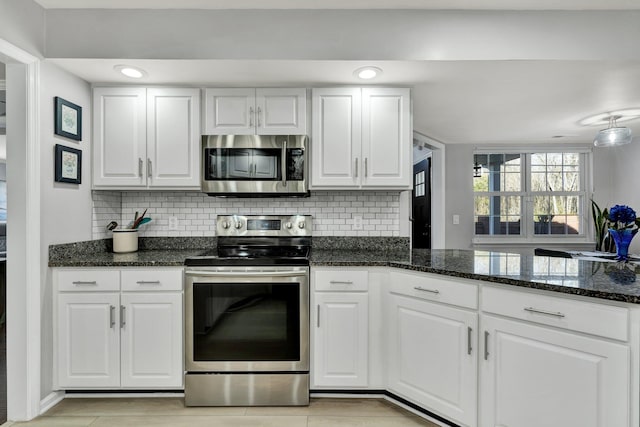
[
  {"x1": 93, "y1": 87, "x2": 147, "y2": 188},
  {"x1": 311, "y1": 87, "x2": 411, "y2": 189},
  {"x1": 204, "y1": 88, "x2": 306, "y2": 135},
  {"x1": 93, "y1": 87, "x2": 200, "y2": 190}
]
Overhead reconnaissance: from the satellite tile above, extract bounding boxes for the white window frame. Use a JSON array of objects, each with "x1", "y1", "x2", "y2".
[{"x1": 472, "y1": 148, "x2": 593, "y2": 246}]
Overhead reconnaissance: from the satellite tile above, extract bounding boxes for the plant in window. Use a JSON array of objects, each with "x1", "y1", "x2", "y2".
[{"x1": 591, "y1": 200, "x2": 614, "y2": 252}]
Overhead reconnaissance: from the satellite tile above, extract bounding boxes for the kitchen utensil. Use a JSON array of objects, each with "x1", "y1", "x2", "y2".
[
  {"x1": 134, "y1": 217, "x2": 152, "y2": 229},
  {"x1": 106, "y1": 221, "x2": 118, "y2": 231},
  {"x1": 131, "y1": 208, "x2": 148, "y2": 229}
]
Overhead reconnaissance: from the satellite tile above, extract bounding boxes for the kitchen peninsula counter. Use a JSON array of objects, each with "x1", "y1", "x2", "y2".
[{"x1": 49, "y1": 238, "x2": 640, "y2": 304}]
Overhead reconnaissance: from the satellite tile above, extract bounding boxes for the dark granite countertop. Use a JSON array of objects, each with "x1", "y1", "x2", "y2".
[{"x1": 49, "y1": 238, "x2": 640, "y2": 304}]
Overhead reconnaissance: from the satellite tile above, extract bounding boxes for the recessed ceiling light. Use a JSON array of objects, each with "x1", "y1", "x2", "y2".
[
  {"x1": 114, "y1": 65, "x2": 147, "y2": 79},
  {"x1": 354, "y1": 66, "x2": 382, "y2": 80},
  {"x1": 579, "y1": 108, "x2": 640, "y2": 126}
]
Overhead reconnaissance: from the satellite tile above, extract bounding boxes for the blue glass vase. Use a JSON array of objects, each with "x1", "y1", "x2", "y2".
[{"x1": 608, "y1": 228, "x2": 638, "y2": 261}]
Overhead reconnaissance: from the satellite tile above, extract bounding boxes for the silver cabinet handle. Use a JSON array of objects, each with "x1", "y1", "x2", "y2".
[
  {"x1": 281, "y1": 139, "x2": 287, "y2": 188},
  {"x1": 109, "y1": 305, "x2": 115, "y2": 328},
  {"x1": 484, "y1": 331, "x2": 490, "y2": 360},
  {"x1": 414, "y1": 286, "x2": 440, "y2": 294},
  {"x1": 185, "y1": 270, "x2": 305, "y2": 278},
  {"x1": 147, "y1": 158, "x2": 152, "y2": 178},
  {"x1": 120, "y1": 305, "x2": 126, "y2": 328},
  {"x1": 330, "y1": 280, "x2": 354, "y2": 285},
  {"x1": 317, "y1": 304, "x2": 320, "y2": 328},
  {"x1": 364, "y1": 157, "x2": 368, "y2": 177},
  {"x1": 249, "y1": 107, "x2": 254, "y2": 127},
  {"x1": 254, "y1": 163, "x2": 257, "y2": 177},
  {"x1": 138, "y1": 158, "x2": 143, "y2": 177},
  {"x1": 257, "y1": 106, "x2": 262, "y2": 127},
  {"x1": 136, "y1": 280, "x2": 161, "y2": 285},
  {"x1": 72, "y1": 281, "x2": 97, "y2": 285},
  {"x1": 524, "y1": 307, "x2": 565, "y2": 318},
  {"x1": 467, "y1": 326, "x2": 473, "y2": 355},
  {"x1": 355, "y1": 158, "x2": 358, "y2": 178}
]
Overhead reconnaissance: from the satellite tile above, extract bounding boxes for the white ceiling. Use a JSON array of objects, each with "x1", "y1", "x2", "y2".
[
  {"x1": 32, "y1": 0, "x2": 640, "y2": 10},
  {"x1": 37, "y1": 4, "x2": 640, "y2": 145}
]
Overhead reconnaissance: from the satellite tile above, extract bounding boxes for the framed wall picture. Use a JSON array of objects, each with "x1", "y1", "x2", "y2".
[
  {"x1": 55, "y1": 144, "x2": 82, "y2": 184},
  {"x1": 54, "y1": 96, "x2": 82, "y2": 141}
]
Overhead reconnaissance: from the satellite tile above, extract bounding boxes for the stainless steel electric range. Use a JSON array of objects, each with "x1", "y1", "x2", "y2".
[{"x1": 184, "y1": 215, "x2": 312, "y2": 407}]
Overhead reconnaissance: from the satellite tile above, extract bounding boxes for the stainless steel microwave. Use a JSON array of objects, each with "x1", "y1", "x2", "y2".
[{"x1": 201, "y1": 135, "x2": 309, "y2": 197}]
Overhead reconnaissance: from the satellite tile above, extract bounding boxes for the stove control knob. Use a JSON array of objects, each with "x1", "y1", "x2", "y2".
[
  {"x1": 221, "y1": 221, "x2": 230, "y2": 229},
  {"x1": 298, "y1": 221, "x2": 305, "y2": 229},
  {"x1": 234, "y1": 221, "x2": 243, "y2": 229},
  {"x1": 285, "y1": 222, "x2": 293, "y2": 229}
]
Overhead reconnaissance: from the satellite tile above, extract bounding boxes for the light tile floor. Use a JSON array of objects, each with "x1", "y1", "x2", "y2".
[{"x1": 2, "y1": 398, "x2": 440, "y2": 427}]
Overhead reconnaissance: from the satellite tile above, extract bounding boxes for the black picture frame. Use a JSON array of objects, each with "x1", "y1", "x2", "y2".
[
  {"x1": 54, "y1": 144, "x2": 82, "y2": 184},
  {"x1": 54, "y1": 96, "x2": 82, "y2": 141}
]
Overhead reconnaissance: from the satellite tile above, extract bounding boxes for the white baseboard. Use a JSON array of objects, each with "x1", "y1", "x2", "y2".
[
  {"x1": 39, "y1": 391, "x2": 65, "y2": 415},
  {"x1": 310, "y1": 392, "x2": 384, "y2": 399},
  {"x1": 65, "y1": 392, "x2": 185, "y2": 398}
]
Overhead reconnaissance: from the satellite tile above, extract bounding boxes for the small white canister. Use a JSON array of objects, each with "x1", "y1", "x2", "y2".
[{"x1": 112, "y1": 229, "x2": 139, "y2": 253}]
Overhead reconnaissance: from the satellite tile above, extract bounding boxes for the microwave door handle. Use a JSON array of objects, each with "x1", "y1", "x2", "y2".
[{"x1": 281, "y1": 140, "x2": 287, "y2": 187}]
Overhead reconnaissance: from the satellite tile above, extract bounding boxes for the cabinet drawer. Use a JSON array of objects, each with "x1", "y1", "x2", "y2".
[
  {"x1": 121, "y1": 269, "x2": 183, "y2": 292},
  {"x1": 314, "y1": 270, "x2": 368, "y2": 292},
  {"x1": 482, "y1": 285, "x2": 629, "y2": 341},
  {"x1": 56, "y1": 269, "x2": 120, "y2": 292},
  {"x1": 389, "y1": 271, "x2": 478, "y2": 309}
]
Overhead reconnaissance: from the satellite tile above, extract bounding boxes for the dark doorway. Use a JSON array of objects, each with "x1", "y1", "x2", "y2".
[{"x1": 412, "y1": 158, "x2": 431, "y2": 249}]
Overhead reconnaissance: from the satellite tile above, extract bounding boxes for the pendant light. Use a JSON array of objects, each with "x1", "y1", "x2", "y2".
[{"x1": 593, "y1": 115, "x2": 633, "y2": 147}]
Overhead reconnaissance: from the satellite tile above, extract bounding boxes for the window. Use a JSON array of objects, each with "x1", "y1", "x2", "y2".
[{"x1": 473, "y1": 152, "x2": 586, "y2": 240}]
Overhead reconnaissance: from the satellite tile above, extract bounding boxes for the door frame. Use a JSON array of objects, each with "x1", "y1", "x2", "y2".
[
  {"x1": 0, "y1": 38, "x2": 42, "y2": 421},
  {"x1": 413, "y1": 132, "x2": 445, "y2": 249}
]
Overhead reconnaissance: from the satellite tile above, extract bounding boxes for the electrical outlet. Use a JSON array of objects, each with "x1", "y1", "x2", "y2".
[
  {"x1": 168, "y1": 216, "x2": 179, "y2": 230},
  {"x1": 353, "y1": 215, "x2": 363, "y2": 230},
  {"x1": 453, "y1": 214, "x2": 460, "y2": 225}
]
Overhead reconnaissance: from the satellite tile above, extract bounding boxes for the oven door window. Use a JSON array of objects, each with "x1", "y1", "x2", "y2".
[
  {"x1": 204, "y1": 148, "x2": 282, "y2": 181},
  {"x1": 192, "y1": 282, "x2": 300, "y2": 361}
]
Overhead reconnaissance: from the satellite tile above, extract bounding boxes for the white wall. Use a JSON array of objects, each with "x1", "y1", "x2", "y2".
[
  {"x1": 594, "y1": 142, "x2": 640, "y2": 253},
  {"x1": 0, "y1": 0, "x2": 44, "y2": 59},
  {"x1": 39, "y1": 60, "x2": 93, "y2": 399}
]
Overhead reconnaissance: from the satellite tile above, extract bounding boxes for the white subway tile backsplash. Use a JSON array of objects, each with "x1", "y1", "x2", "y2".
[{"x1": 91, "y1": 190, "x2": 401, "y2": 239}]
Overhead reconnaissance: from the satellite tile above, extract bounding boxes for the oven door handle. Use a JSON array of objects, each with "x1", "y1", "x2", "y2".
[{"x1": 185, "y1": 270, "x2": 306, "y2": 278}]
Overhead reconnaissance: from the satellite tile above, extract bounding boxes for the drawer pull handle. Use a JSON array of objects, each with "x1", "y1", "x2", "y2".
[
  {"x1": 355, "y1": 158, "x2": 358, "y2": 178},
  {"x1": 524, "y1": 307, "x2": 565, "y2": 318},
  {"x1": 72, "y1": 281, "x2": 97, "y2": 285},
  {"x1": 109, "y1": 305, "x2": 115, "y2": 328},
  {"x1": 484, "y1": 331, "x2": 490, "y2": 360},
  {"x1": 317, "y1": 304, "x2": 320, "y2": 328},
  {"x1": 136, "y1": 280, "x2": 161, "y2": 285},
  {"x1": 329, "y1": 280, "x2": 354, "y2": 285},
  {"x1": 414, "y1": 286, "x2": 440, "y2": 294},
  {"x1": 467, "y1": 326, "x2": 473, "y2": 355}
]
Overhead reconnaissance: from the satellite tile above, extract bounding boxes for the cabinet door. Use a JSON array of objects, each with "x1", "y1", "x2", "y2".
[
  {"x1": 256, "y1": 88, "x2": 306, "y2": 135},
  {"x1": 93, "y1": 87, "x2": 147, "y2": 187},
  {"x1": 361, "y1": 88, "x2": 411, "y2": 188},
  {"x1": 311, "y1": 88, "x2": 362, "y2": 188},
  {"x1": 204, "y1": 88, "x2": 255, "y2": 135},
  {"x1": 120, "y1": 293, "x2": 183, "y2": 388},
  {"x1": 147, "y1": 88, "x2": 200, "y2": 188},
  {"x1": 387, "y1": 294, "x2": 477, "y2": 427},
  {"x1": 480, "y1": 315, "x2": 630, "y2": 427},
  {"x1": 313, "y1": 292, "x2": 368, "y2": 387},
  {"x1": 57, "y1": 293, "x2": 120, "y2": 388}
]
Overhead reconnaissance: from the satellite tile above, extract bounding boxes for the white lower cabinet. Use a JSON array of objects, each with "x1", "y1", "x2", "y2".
[
  {"x1": 55, "y1": 268, "x2": 183, "y2": 390},
  {"x1": 57, "y1": 293, "x2": 121, "y2": 388},
  {"x1": 480, "y1": 314, "x2": 630, "y2": 427},
  {"x1": 312, "y1": 269, "x2": 369, "y2": 388},
  {"x1": 387, "y1": 293, "x2": 478, "y2": 427}
]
